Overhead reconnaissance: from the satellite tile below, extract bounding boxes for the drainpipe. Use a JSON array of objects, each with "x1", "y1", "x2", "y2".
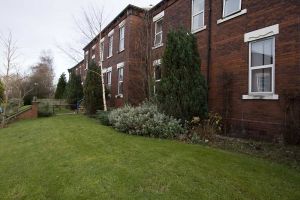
[{"x1": 206, "y1": 0, "x2": 213, "y2": 110}]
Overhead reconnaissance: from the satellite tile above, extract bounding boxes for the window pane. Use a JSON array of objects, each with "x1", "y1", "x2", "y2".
[
  {"x1": 120, "y1": 39, "x2": 124, "y2": 51},
  {"x1": 193, "y1": 13, "x2": 204, "y2": 30},
  {"x1": 155, "y1": 65, "x2": 161, "y2": 81},
  {"x1": 118, "y1": 68, "x2": 123, "y2": 81},
  {"x1": 118, "y1": 82, "x2": 123, "y2": 94},
  {"x1": 108, "y1": 72, "x2": 111, "y2": 85},
  {"x1": 156, "y1": 20, "x2": 162, "y2": 33},
  {"x1": 109, "y1": 36, "x2": 113, "y2": 56},
  {"x1": 251, "y1": 41, "x2": 264, "y2": 67},
  {"x1": 193, "y1": 0, "x2": 204, "y2": 14},
  {"x1": 264, "y1": 38, "x2": 273, "y2": 65},
  {"x1": 100, "y1": 42, "x2": 104, "y2": 61},
  {"x1": 224, "y1": 0, "x2": 240, "y2": 17},
  {"x1": 155, "y1": 32, "x2": 162, "y2": 46},
  {"x1": 251, "y1": 38, "x2": 274, "y2": 67},
  {"x1": 251, "y1": 68, "x2": 272, "y2": 92}
]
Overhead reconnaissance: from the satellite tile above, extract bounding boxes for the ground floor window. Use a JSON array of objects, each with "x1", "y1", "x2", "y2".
[
  {"x1": 107, "y1": 71, "x2": 111, "y2": 91},
  {"x1": 153, "y1": 59, "x2": 162, "y2": 94},
  {"x1": 249, "y1": 37, "x2": 275, "y2": 94},
  {"x1": 118, "y1": 67, "x2": 124, "y2": 95}
]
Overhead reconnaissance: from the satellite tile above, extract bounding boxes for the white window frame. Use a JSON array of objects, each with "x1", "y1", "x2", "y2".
[
  {"x1": 85, "y1": 53, "x2": 89, "y2": 70},
  {"x1": 154, "y1": 19, "x2": 163, "y2": 47},
  {"x1": 222, "y1": 0, "x2": 242, "y2": 18},
  {"x1": 248, "y1": 37, "x2": 275, "y2": 95},
  {"x1": 191, "y1": 0, "x2": 206, "y2": 33},
  {"x1": 119, "y1": 25, "x2": 125, "y2": 52},
  {"x1": 108, "y1": 35, "x2": 113, "y2": 58},
  {"x1": 153, "y1": 59, "x2": 162, "y2": 94},
  {"x1": 243, "y1": 25, "x2": 279, "y2": 100},
  {"x1": 117, "y1": 62, "x2": 124, "y2": 96},
  {"x1": 107, "y1": 68, "x2": 112, "y2": 91}
]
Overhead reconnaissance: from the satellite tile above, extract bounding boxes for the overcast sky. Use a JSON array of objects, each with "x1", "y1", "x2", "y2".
[{"x1": 0, "y1": 0, "x2": 161, "y2": 83}]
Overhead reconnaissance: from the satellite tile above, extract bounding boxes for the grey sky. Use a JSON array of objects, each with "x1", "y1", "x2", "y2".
[{"x1": 0, "y1": 0, "x2": 161, "y2": 83}]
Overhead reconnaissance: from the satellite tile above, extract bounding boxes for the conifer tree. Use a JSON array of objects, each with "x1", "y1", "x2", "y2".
[
  {"x1": 157, "y1": 28, "x2": 208, "y2": 121},
  {"x1": 83, "y1": 61, "x2": 103, "y2": 115},
  {"x1": 55, "y1": 73, "x2": 67, "y2": 99},
  {"x1": 66, "y1": 71, "x2": 83, "y2": 108}
]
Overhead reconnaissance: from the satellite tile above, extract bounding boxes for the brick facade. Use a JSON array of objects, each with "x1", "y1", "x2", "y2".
[{"x1": 68, "y1": 1, "x2": 300, "y2": 140}]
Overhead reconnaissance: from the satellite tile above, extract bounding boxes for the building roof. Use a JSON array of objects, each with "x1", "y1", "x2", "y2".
[{"x1": 68, "y1": 59, "x2": 84, "y2": 72}]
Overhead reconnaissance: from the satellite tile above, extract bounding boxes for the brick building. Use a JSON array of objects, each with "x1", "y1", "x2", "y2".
[
  {"x1": 69, "y1": 0, "x2": 300, "y2": 140},
  {"x1": 68, "y1": 59, "x2": 85, "y2": 83}
]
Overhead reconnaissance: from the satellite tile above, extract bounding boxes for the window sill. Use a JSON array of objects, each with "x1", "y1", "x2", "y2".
[
  {"x1": 115, "y1": 94, "x2": 123, "y2": 98},
  {"x1": 242, "y1": 94, "x2": 279, "y2": 100},
  {"x1": 152, "y1": 43, "x2": 163, "y2": 50},
  {"x1": 191, "y1": 25, "x2": 207, "y2": 34},
  {"x1": 217, "y1": 9, "x2": 247, "y2": 24},
  {"x1": 118, "y1": 49, "x2": 125, "y2": 54},
  {"x1": 107, "y1": 55, "x2": 113, "y2": 59}
]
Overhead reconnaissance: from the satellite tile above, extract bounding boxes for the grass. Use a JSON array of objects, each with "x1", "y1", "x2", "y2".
[{"x1": 0, "y1": 115, "x2": 299, "y2": 200}]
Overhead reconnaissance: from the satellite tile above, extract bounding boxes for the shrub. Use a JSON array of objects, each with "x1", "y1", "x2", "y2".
[
  {"x1": 96, "y1": 110, "x2": 110, "y2": 126},
  {"x1": 108, "y1": 102, "x2": 185, "y2": 139},
  {"x1": 187, "y1": 112, "x2": 222, "y2": 143}
]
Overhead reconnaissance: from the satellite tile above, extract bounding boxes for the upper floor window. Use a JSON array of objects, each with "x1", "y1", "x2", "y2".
[
  {"x1": 108, "y1": 35, "x2": 113, "y2": 58},
  {"x1": 100, "y1": 41, "x2": 104, "y2": 61},
  {"x1": 85, "y1": 51, "x2": 89, "y2": 69},
  {"x1": 106, "y1": 70, "x2": 112, "y2": 91},
  {"x1": 249, "y1": 37, "x2": 274, "y2": 94},
  {"x1": 192, "y1": 0, "x2": 205, "y2": 32},
  {"x1": 119, "y1": 26, "x2": 125, "y2": 52},
  {"x1": 154, "y1": 19, "x2": 163, "y2": 47},
  {"x1": 223, "y1": 0, "x2": 241, "y2": 17}
]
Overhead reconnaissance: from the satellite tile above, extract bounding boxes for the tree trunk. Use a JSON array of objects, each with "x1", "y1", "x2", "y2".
[{"x1": 99, "y1": 34, "x2": 107, "y2": 111}]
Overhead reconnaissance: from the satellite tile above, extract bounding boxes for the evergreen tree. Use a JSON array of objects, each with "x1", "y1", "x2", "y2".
[
  {"x1": 66, "y1": 71, "x2": 83, "y2": 108},
  {"x1": 157, "y1": 28, "x2": 208, "y2": 121},
  {"x1": 55, "y1": 73, "x2": 67, "y2": 99},
  {"x1": 83, "y1": 61, "x2": 103, "y2": 115}
]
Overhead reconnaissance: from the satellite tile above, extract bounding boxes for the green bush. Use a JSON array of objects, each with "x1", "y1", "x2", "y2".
[
  {"x1": 96, "y1": 110, "x2": 110, "y2": 126},
  {"x1": 108, "y1": 102, "x2": 185, "y2": 139}
]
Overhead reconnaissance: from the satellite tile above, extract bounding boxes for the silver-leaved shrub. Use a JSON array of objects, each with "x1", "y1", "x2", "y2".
[{"x1": 108, "y1": 102, "x2": 185, "y2": 138}]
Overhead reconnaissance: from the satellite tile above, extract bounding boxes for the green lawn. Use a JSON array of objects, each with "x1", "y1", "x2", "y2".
[{"x1": 0, "y1": 115, "x2": 299, "y2": 200}]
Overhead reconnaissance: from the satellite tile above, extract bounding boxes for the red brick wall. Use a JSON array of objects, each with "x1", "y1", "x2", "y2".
[
  {"x1": 16, "y1": 102, "x2": 38, "y2": 120},
  {"x1": 147, "y1": 0, "x2": 300, "y2": 140}
]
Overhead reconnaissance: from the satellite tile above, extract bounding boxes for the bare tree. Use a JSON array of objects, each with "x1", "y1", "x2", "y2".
[
  {"x1": 56, "y1": 4, "x2": 108, "y2": 111},
  {"x1": 0, "y1": 31, "x2": 19, "y2": 126}
]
